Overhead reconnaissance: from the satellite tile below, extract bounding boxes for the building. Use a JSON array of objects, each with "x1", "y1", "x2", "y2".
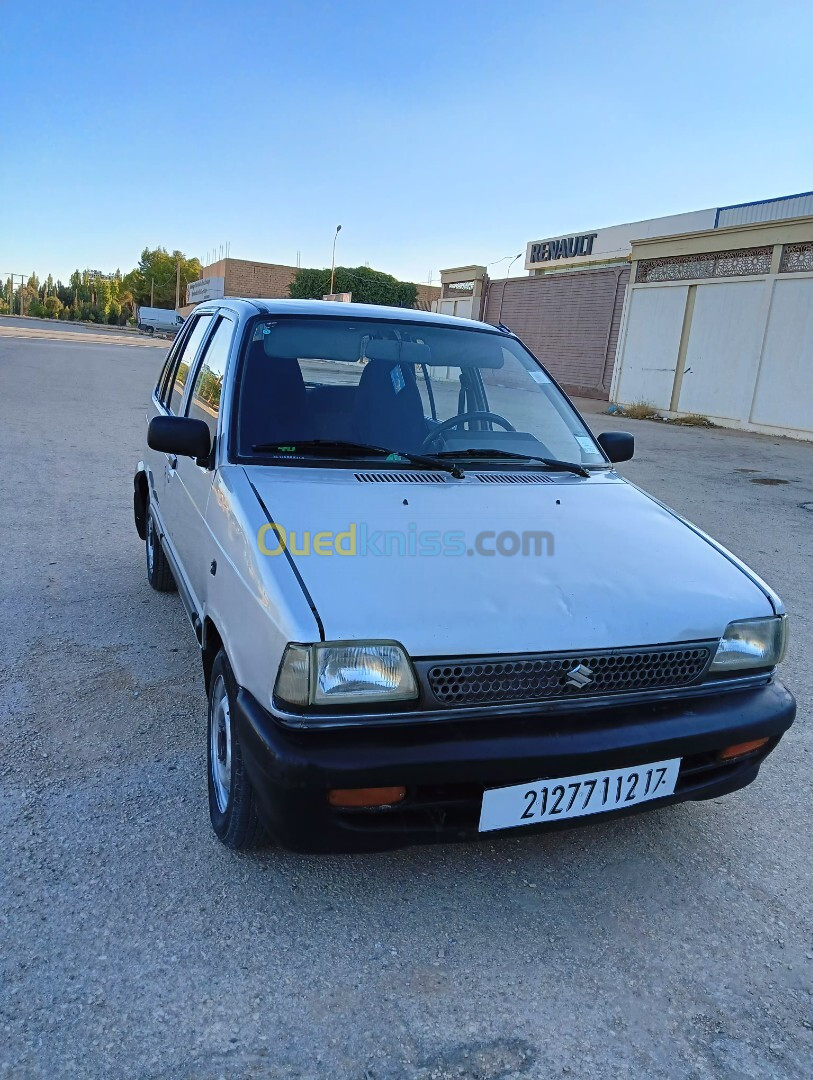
[
  {"x1": 180, "y1": 258, "x2": 299, "y2": 317},
  {"x1": 440, "y1": 191, "x2": 813, "y2": 406},
  {"x1": 611, "y1": 214, "x2": 813, "y2": 440},
  {"x1": 180, "y1": 257, "x2": 440, "y2": 317}
]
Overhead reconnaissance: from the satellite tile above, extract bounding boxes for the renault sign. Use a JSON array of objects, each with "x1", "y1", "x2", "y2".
[{"x1": 528, "y1": 233, "x2": 598, "y2": 265}]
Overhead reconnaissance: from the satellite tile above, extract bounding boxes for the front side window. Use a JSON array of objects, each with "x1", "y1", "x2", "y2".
[
  {"x1": 166, "y1": 314, "x2": 213, "y2": 415},
  {"x1": 236, "y1": 316, "x2": 604, "y2": 467},
  {"x1": 187, "y1": 317, "x2": 232, "y2": 437}
]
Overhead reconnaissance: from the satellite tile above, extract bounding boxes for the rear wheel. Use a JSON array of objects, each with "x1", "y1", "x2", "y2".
[
  {"x1": 145, "y1": 510, "x2": 176, "y2": 592},
  {"x1": 207, "y1": 650, "x2": 266, "y2": 849}
]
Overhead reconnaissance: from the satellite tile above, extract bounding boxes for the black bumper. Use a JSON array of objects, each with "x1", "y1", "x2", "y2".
[{"x1": 235, "y1": 681, "x2": 796, "y2": 853}]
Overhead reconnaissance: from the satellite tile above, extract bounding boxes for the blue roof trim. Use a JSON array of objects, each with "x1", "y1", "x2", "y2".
[
  {"x1": 717, "y1": 190, "x2": 813, "y2": 213},
  {"x1": 714, "y1": 190, "x2": 813, "y2": 228}
]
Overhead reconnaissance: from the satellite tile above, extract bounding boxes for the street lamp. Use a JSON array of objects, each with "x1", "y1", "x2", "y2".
[
  {"x1": 497, "y1": 252, "x2": 523, "y2": 323},
  {"x1": 506, "y1": 251, "x2": 523, "y2": 278},
  {"x1": 330, "y1": 225, "x2": 342, "y2": 295}
]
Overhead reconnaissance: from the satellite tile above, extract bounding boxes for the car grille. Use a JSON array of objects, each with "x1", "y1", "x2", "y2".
[{"x1": 424, "y1": 644, "x2": 714, "y2": 707}]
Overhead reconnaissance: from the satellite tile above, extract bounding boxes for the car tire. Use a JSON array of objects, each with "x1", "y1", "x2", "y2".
[
  {"x1": 207, "y1": 650, "x2": 267, "y2": 850},
  {"x1": 146, "y1": 325, "x2": 155, "y2": 335},
  {"x1": 145, "y1": 509, "x2": 177, "y2": 592}
]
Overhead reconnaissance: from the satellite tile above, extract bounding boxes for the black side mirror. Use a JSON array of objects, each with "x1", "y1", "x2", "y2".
[
  {"x1": 148, "y1": 416, "x2": 212, "y2": 462},
  {"x1": 597, "y1": 431, "x2": 634, "y2": 463}
]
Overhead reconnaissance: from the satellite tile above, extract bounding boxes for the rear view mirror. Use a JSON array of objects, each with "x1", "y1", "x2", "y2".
[
  {"x1": 148, "y1": 416, "x2": 212, "y2": 462},
  {"x1": 597, "y1": 431, "x2": 634, "y2": 463}
]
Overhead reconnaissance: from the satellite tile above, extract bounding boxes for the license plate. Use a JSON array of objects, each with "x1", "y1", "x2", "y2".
[{"x1": 478, "y1": 758, "x2": 681, "y2": 833}]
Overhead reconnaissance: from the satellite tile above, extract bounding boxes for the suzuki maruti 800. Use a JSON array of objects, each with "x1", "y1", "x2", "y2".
[{"x1": 133, "y1": 299, "x2": 795, "y2": 852}]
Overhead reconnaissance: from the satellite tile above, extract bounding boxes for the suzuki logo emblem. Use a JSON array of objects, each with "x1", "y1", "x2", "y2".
[{"x1": 566, "y1": 663, "x2": 593, "y2": 689}]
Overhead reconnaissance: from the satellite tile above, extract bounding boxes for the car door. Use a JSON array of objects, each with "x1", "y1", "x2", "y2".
[
  {"x1": 144, "y1": 313, "x2": 209, "y2": 517},
  {"x1": 167, "y1": 311, "x2": 237, "y2": 611},
  {"x1": 149, "y1": 312, "x2": 215, "y2": 595}
]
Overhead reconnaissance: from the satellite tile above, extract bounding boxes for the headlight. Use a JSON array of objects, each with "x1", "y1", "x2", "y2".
[
  {"x1": 709, "y1": 616, "x2": 788, "y2": 673},
  {"x1": 275, "y1": 641, "x2": 419, "y2": 707}
]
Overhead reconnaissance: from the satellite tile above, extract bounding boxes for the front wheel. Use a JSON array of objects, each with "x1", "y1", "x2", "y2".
[
  {"x1": 145, "y1": 510, "x2": 176, "y2": 592},
  {"x1": 207, "y1": 651, "x2": 266, "y2": 849}
]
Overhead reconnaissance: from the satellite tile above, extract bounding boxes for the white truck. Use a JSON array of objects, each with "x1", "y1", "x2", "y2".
[{"x1": 137, "y1": 306, "x2": 185, "y2": 336}]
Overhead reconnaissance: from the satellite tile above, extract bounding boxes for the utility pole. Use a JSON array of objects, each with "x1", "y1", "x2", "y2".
[
  {"x1": 3, "y1": 273, "x2": 29, "y2": 316},
  {"x1": 150, "y1": 277, "x2": 154, "y2": 306},
  {"x1": 175, "y1": 260, "x2": 181, "y2": 310}
]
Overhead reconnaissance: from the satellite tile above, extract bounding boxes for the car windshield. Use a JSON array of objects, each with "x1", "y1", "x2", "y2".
[{"x1": 236, "y1": 316, "x2": 605, "y2": 467}]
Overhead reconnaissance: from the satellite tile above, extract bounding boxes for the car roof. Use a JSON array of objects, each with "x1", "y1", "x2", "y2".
[{"x1": 192, "y1": 296, "x2": 503, "y2": 333}]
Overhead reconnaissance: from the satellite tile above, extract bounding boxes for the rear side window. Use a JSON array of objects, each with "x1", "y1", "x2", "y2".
[
  {"x1": 155, "y1": 351, "x2": 174, "y2": 401},
  {"x1": 165, "y1": 315, "x2": 212, "y2": 414},
  {"x1": 187, "y1": 317, "x2": 233, "y2": 438}
]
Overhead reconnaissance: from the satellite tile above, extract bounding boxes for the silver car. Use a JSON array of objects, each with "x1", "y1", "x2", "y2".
[{"x1": 133, "y1": 299, "x2": 795, "y2": 852}]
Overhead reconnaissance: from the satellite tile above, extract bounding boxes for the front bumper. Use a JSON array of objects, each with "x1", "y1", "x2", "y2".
[{"x1": 235, "y1": 680, "x2": 796, "y2": 853}]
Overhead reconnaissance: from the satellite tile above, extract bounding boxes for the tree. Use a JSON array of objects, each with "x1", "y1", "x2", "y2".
[
  {"x1": 21, "y1": 283, "x2": 40, "y2": 316},
  {"x1": 44, "y1": 295, "x2": 63, "y2": 319},
  {"x1": 289, "y1": 265, "x2": 418, "y2": 308},
  {"x1": 93, "y1": 276, "x2": 112, "y2": 318},
  {"x1": 122, "y1": 247, "x2": 202, "y2": 310}
]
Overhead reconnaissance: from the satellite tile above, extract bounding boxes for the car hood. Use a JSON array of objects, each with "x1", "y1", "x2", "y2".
[{"x1": 244, "y1": 466, "x2": 774, "y2": 657}]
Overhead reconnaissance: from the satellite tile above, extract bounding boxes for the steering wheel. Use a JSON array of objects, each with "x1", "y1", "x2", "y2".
[{"x1": 421, "y1": 410, "x2": 516, "y2": 451}]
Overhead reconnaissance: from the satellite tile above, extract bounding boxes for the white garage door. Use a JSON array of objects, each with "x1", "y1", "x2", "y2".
[
  {"x1": 677, "y1": 280, "x2": 767, "y2": 420},
  {"x1": 751, "y1": 277, "x2": 813, "y2": 433},
  {"x1": 614, "y1": 285, "x2": 688, "y2": 410}
]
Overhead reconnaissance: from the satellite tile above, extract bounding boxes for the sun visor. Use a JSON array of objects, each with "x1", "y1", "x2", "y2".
[
  {"x1": 262, "y1": 321, "x2": 363, "y2": 361},
  {"x1": 449, "y1": 335, "x2": 505, "y2": 368}
]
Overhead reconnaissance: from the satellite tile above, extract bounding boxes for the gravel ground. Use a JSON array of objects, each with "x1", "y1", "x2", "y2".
[{"x1": 1, "y1": 326, "x2": 811, "y2": 1079}]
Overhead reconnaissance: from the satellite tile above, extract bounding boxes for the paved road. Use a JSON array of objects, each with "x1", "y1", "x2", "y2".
[
  {"x1": 0, "y1": 315, "x2": 170, "y2": 348},
  {"x1": 1, "y1": 327, "x2": 811, "y2": 1080}
]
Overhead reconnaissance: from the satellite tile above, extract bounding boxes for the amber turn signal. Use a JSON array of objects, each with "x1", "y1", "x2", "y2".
[
  {"x1": 328, "y1": 786, "x2": 406, "y2": 808},
  {"x1": 718, "y1": 737, "x2": 770, "y2": 761}
]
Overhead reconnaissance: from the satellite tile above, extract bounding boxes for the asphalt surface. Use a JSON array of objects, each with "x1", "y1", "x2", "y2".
[
  {"x1": 0, "y1": 314, "x2": 168, "y2": 348},
  {"x1": 1, "y1": 321, "x2": 812, "y2": 1080}
]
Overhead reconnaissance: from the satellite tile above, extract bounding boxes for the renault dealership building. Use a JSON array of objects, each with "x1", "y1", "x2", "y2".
[{"x1": 440, "y1": 191, "x2": 813, "y2": 437}]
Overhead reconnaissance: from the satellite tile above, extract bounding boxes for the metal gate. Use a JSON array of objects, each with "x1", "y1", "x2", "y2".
[{"x1": 483, "y1": 265, "x2": 629, "y2": 398}]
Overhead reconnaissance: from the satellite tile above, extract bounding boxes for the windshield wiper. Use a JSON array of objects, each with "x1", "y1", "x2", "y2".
[
  {"x1": 434, "y1": 447, "x2": 590, "y2": 478},
  {"x1": 251, "y1": 439, "x2": 465, "y2": 479}
]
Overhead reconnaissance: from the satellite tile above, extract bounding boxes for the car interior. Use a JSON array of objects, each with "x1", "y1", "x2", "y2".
[{"x1": 235, "y1": 318, "x2": 601, "y2": 462}]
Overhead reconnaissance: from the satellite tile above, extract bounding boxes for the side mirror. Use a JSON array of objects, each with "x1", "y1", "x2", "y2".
[
  {"x1": 148, "y1": 416, "x2": 212, "y2": 462},
  {"x1": 597, "y1": 431, "x2": 634, "y2": 463}
]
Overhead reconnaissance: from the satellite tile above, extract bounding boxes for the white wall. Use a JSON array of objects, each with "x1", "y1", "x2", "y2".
[
  {"x1": 614, "y1": 285, "x2": 688, "y2": 409},
  {"x1": 439, "y1": 297, "x2": 474, "y2": 319},
  {"x1": 677, "y1": 281, "x2": 766, "y2": 420},
  {"x1": 750, "y1": 277, "x2": 813, "y2": 432},
  {"x1": 613, "y1": 268, "x2": 813, "y2": 440}
]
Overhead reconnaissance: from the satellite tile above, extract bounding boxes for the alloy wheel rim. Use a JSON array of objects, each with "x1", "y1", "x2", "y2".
[{"x1": 209, "y1": 674, "x2": 232, "y2": 813}]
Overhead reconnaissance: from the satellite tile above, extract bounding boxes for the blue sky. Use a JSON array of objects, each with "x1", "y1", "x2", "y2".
[{"x1": 1, "y1": 0, "x2": 812, "y2": 285}]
